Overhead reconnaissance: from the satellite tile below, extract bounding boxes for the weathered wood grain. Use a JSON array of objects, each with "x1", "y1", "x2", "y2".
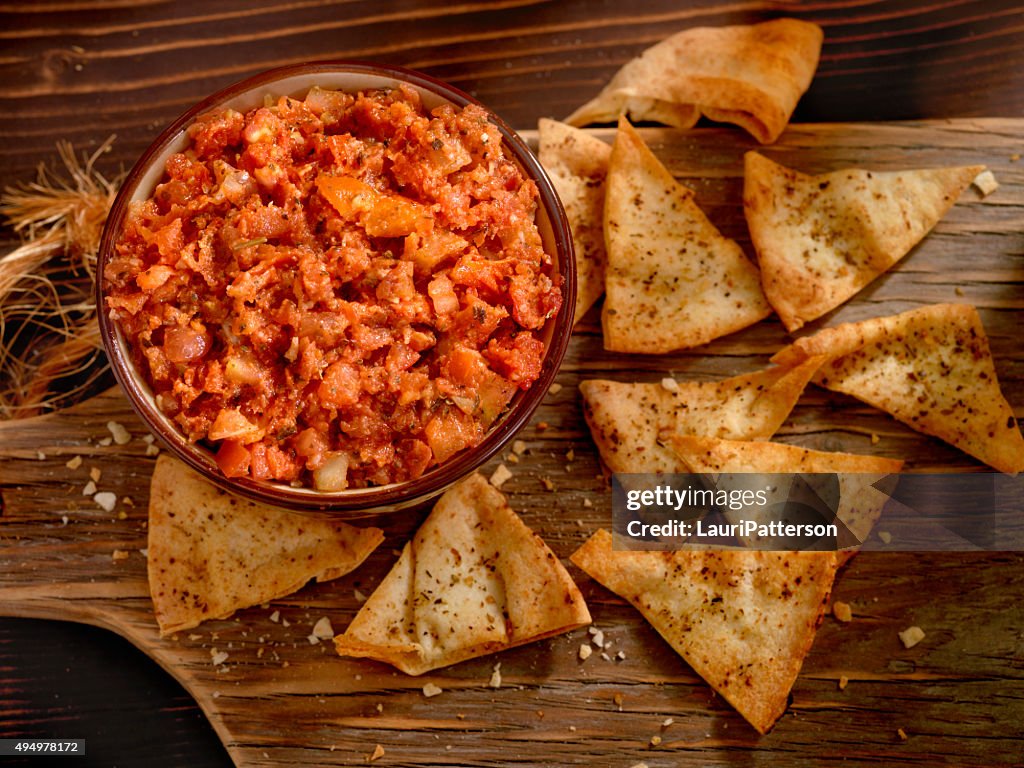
[{"x1": 2, "y1": 119, "x2": 1023, "y2": 766}]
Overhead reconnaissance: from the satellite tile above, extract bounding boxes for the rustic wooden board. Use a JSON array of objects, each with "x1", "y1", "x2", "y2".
[{"x1": 1, "y1": 120, "x2": 1023, "y2": 767}]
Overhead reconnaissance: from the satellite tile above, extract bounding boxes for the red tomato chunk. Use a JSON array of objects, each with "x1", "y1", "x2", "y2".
[{"x1": 105, "y1": 86, "x2": 561, "y2": 489}]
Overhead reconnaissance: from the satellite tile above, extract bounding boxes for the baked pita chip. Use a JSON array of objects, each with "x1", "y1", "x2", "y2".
[
  {"x1": 537, "y1": 118, "x2": 611, "y2": 324},
  {"x1": 334, "y1": 473, "x2": 590, "y2": 675},
  {"x1": 147, "y1": 455, "x2": 384, "y2": 636},
  {"x1": 772, "y1": 304, "x2": 1024, "y2": 473},
  {"x1": 603, "y1": 118, "x2": 771, "y2": 353},
  {"x1": 667, "y1": 435, "x2": 904, "y2": 545},
  {"x1": 580, "y1": 356, "x2": 823, "y2": 474},
  {"x1": 745, "y1": 152, "x2": 984, "y2": 330},
  {"x1": 566, "y1": 18, "x2": 823, "y2": 144},
  {"x1": 571, "y1": 529, "x2": 837, "y2": 733}
]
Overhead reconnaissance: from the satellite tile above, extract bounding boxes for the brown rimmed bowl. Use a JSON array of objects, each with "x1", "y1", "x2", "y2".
[{"x1": 97, "y1": 61, "x2": 575, "y2": 516}]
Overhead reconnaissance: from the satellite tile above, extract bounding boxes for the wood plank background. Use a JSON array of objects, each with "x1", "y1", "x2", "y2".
[{"x1": 2, "y1": 1, "x2": 1024, "y2": 766}]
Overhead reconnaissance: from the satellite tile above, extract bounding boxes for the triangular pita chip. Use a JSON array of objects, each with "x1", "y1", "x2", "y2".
[
  {"x1": 745, "y1": 152, "x2": 984, "y2": 330},
  {"x1": 579, "y1": 356, "x2": 823, "y2": 474},
  {"x1": 602, "y1": 118, "x2": 771, "y2": 353},
  {"x1": 147, "y1": 455, "x2": 384, "y2": 636},
  {"x1": 571, "y1": 529, "x2": 838, "y2": 733},
  {"x1": 772, "y1": 303, "x2": 1024, "y2": 473},
  {"x1": 537, "y1": 118, "x2": 611, "y2": 324},
  {"x1": 667, "y1": 435, "x2": 904, "y2": 545},
  {"x1": 566, "y1": 18, "x2": 823, "y2": 144},
  {"x1": 334, "y1": 473, "x2": 590, "y2": 674}
]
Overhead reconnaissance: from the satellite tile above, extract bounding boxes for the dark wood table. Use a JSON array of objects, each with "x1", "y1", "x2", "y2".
[{"x1": 2, "y1": 2, "x2": 1024, "y2": 767}]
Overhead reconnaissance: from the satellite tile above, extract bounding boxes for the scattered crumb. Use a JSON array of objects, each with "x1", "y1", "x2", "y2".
[
  {"x1": 97, "y1": 437, "x2": 113, "y2": 447},
  {"x1": 456, "y1": 713, "x2": 466, "y2": 720},
  {"x1": 94, "y1": 492, "x2": 117, "y2": 512},
  {"x1": 116, "y1": 510, "x2": 127, "y2": 520},
  {"x1": 143, "y1": 434, "x2": 155, "y2": 444},
  {"x1": 662, "y1": 717, "x2": 673, "y2": 728},
  {"x1": 36, "y1": 451, "x2": 45, "y2": 460},
  {"x1": 82, "y1": 481, "x2": 97, "y2": 496},
  {"x1": 512, "y1": 440, "x2": 527, "y2": 455},
  {"x1": 282, "y1": 618, "x2": 290, "y2": 627},
  {"x1": 565, "y1": 449, "x2": 575, "y2": 463},
  {"x1": 61, "y1": 515, "x2": 69, "y2": 526},
  {"x1": 839, "y1": 675, "x2": 849, "y2": 690},
  {"x1": 65, "y1": 456, "x2": 83, "y2": 470},
  {"x1": 187, "y1": 634, "x2": 202, "y2": 641},
  {"x1": 972, "y1": 169, "x2": 999, "y2": 196},
  {"x1": 506, "y1": 453, "x2": 519, "y2": 464},
  {"x1": 111, "y1": 549, "x2": 130, "y2": 562},
  {"x1": 548, "y1": 383, "x2": 563, "y2": 395},
  {"x1": 139, "y1": 548, "x2": 148, "y2": 559},
  {"x1": 613, "y1": 692, "x2": 623, "y2": 711},
  {"x1": 616, "y1": 651, "x2": 626, "y2": 661},
  {"x1": 897, "y1": 727, "x2": 908, "y2": 742},
  {"x1": 89, "y1": 467, "x2": 102, "y2": 483},
  {"x1": 650, "y1": 735, "x2": 662, "y2": 747},
  {"x1": 536, "y1": 421, "x2": 549, "y2": 432},
  {"x1": 145, "y1": 443, "x2": 161, "y2": 457},
  {"x1": 536, "y1": 710, "x2": 544, "y2": 719},
  {"x1": 600, "y1": 652, "x2": 611, "y2": 661},
  {"x1": 583, "y1": 498, "x2": 593, "y2": 508},
  {"x1": 354, "y1": 589, "x2": 368, "y2": 603},
  {"x1": 488, "y1": 662, "x2": 502, "y2": 689},
  {"x1": 878, "y1": 531, "x2": 893, "y2": 545},
  {"x1": 422, "y1": 683, "x2": 443, "y2": 698},
  {"x1": 954, "y1": 286, "x2": 965, "y2": 297},
  {"x1": 269, "y1": 610, "x2": 281, "y2": 623},
  {"x1": 629, "y1": 763, "x2": 649, "y2": 768},
  {"x1": 489, "y1": 463, "x2": 513, "y2": 489},
  {"x1": 312, "y1": 617, "x2": 334, "y2": 640},
  {"x1": 578, "y1": 643, "x2": 592, "y2": 660},
  {"x1": 660, "y1": 377, "x2": 680, "y2": 393},
  {"x1": 1011, "y1": 153, "x2": 1021, "y2": 162},
  {"x1": 870, "y1": 433, "x2": 880, "y2": 445},
  {"x1": 368, "y1": 743, "x2": 385, "y2": 762},
  {"x1": 832, "y1": 601, "x2": 853, "y2": 623},
  {"x1": 107, "y1": 421, "x2": 132, "y2": 445},
  {"x1": 898, "y1": 626, "x2": 925, "y2": 649},
  {"x1": 541, "y1": 478, "x2": 555, "y2": 492},
  {"x1": 211, "y1": 649, "x2": 229, "y2": 666},
  {"x1": 591, "y1": 629, "x2": 605, "y2": 648},
  {"x1": 307, "y1": 634, "x2": 320, "y2": 645}
]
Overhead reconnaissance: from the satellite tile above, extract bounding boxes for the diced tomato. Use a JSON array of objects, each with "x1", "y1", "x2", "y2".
[
  {"x1": 425, "y1": 408, "x2": 481, "y2": 464},
  {"x1": 215, "y1": 440, "x2": 251, "y2": 478}
]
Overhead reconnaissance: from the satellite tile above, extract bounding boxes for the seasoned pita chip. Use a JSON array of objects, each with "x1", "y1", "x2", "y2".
[
  {"x1": 147, "y1": 455, "x2": 383, "y2": 636},
  {"x1": 580, "y1": 356, "x2": 823, "y2": 474},
  {"x1": 538, "y1": 118, "x2": 611, "y2": 324},
  {"x1": 603, "y1": 118, "x2": 770, "y2": 353},
  {"x1": 745, "y1": 152, "x2": 984, "y2": 330},
  {"x1": 571, "y1": 529, "x2": 837, "y2": 733},
  {"x1": 667, "y1": 435, "x2": 903, "y2": 545},
  {"x1": 566, "y1": 18, "x2": 823, "y2": 144},
  {"x1": 334, "y1": 474, "x2": 590, "y2": 675},
  {"x1": 773, "y1": 304, "x2": 1024, "y2": 473}
]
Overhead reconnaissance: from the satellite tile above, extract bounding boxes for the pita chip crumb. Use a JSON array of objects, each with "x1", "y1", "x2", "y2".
[
  {"x1": 744, "y1": 152, "x2": 983, "y2": 331},
  {"x1": 147, "y1": 455, "x2": 383, "y2": 636},
  {"x1": 566, "y1": 18, "x2": 822, "y2": 144},
  {"x1": 368, "y1": 743, "x2": 385, "y2": 762},
  {"x1": 422, "y1": 683, "x2": 443, "y2": 698},
  {"x1": 65, "y1": 455, "x2": 83, "y2": 470},
  {"x1": 898, "y1": 626, "x2": 925, "y2": 649},
  {"x1": 579, "y1": 643, "x2": 593, "y2": 661},
  {"x1": 334, "y1": 474, "x2": 590, "y2": 675},
  {"x1": 579, "y1": 357, "x2": 822, "y2": 474},
  {"x1": 489, "y1": 663, "x2": 502, "y2": 689},
  {"x1": 832, "y1": 601, "x2": 853, "y2": 623},
  {"x1": 602, "y1": 118, "x2": 770, "y2": 353},
  {"x1": 772, "y1": 304, "x2": 1024, "y2": 473},
  {"x1": 489, "y1": 463, "x2": 513, "y2": 489},
  {"x1": 972, "y1": 169, "x2": 998, "y2": 196},
  {"x1": 571, "y1": 529, "x2": 839, "y2": 734},
  {"x1": 537, "y1": 118, "x2": 611, "y2": 323},
  {"x1": 839, "y1": 675, "x2": 849, "y2": 690}
]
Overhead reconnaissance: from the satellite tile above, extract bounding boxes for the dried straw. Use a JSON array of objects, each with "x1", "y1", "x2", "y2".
[{"x1": 0, "y1": 136, "x2": 121, "y2": 418}]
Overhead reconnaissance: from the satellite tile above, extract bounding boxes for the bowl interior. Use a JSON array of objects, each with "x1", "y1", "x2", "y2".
[{"x1": 99, "y1": 62, "x2": 574, "y2": 513}]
